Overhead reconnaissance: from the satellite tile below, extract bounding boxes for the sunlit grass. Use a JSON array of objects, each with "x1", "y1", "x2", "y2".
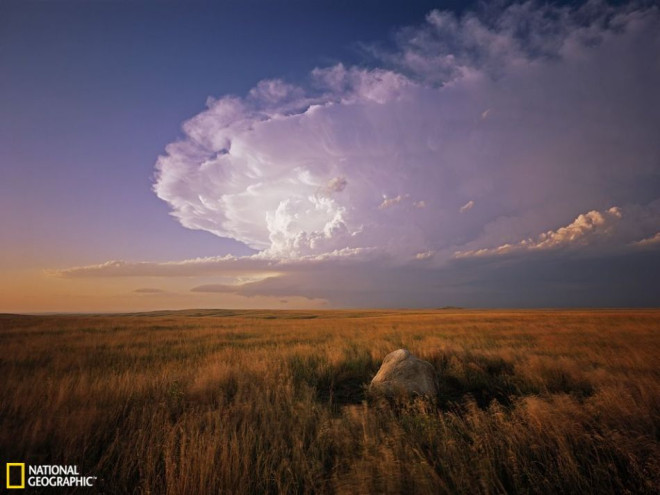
[{"x1": 1, "y1": 309, "x2": 658, "y2": 493}]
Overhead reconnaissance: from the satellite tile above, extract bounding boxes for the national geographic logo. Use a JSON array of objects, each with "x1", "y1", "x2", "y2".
[
  {"x1": 6, "y1": 463, "x2": 24, "y2": 489},
  {"x1": 5, "y1": 463, "x2": 96, "y2": 489}
]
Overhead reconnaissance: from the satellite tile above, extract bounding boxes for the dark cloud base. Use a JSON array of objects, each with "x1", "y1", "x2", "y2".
[{"x1": 189, "y1": 249, "x2": 660, "y2": 308}]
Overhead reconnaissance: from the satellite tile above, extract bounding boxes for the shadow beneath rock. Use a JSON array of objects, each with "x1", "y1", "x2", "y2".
[
  {"x1": 288, "y1": 346, "x2": 380, "y2": 409},
  {"x1": 426, "y1": 350, "x2": 595, "y2": 410}
]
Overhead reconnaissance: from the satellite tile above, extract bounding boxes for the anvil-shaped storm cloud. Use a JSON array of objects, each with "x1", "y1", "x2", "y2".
[{"x1": 154, "y1": 2, "x2": 660, "y2": 267}]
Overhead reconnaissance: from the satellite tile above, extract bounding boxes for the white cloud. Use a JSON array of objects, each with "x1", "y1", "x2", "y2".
[
  {"x1": 49, "y1": 247, "x2": 380, "y2": 279},
  {"x1": 153, "y1": 2, "x2": 660, "y2": 266},
  {"x1": 51, "y1": 256, "x2": 278, "y2": 278}
]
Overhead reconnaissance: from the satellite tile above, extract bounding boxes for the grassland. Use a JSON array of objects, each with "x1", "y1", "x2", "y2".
[{"x1": 0, "y1": 309, "x2": 658, "y2": 494}]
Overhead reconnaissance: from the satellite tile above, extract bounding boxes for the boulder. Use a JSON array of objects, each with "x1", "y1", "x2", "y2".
[{"x1": 369, "y1": 349, "x2": 438, "y2": 398}]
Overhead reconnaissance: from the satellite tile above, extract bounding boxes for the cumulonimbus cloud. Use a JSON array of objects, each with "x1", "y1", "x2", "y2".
[{"x1": 153, "y1": 1, "x2": 660, "y2": 264}]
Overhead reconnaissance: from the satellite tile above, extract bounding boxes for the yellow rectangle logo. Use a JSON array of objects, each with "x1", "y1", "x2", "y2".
[{"x1": 6, "y1": 463, "x2": 25, "y2": 489}]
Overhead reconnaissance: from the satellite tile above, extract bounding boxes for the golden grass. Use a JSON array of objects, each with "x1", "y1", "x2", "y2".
[{"x1": 0, "y1": 309, "x2": 658, "y2": 494}]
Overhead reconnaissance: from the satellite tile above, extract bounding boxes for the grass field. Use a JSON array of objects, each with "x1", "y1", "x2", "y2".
[{"x1": 0, "y1": 309, "x2": 658, "y2": 494}]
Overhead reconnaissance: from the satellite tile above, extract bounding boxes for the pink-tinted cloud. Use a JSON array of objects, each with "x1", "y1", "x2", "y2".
[
  {"x1": 459, "y1": 200, "x2": 474, "y2": 213},
  {"x1": 153, "y1": 2, "x2": 660, "y2": 265},
  {"x1": 455, "y1": 207, "x2": 625, "y2": 258},
  {"x1": 633, "y1": 232, "x2": 660, "y2": 248}
]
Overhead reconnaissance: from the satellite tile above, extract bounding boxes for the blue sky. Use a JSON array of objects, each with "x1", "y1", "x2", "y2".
[
  {"x1": 1, "y1": 0, "x2": 475, "y2": 268},
  {"x1": 1, "y1": 0, "x2": 659, "y2": 311}
]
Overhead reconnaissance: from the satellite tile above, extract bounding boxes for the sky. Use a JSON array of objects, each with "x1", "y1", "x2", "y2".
[{"x1": 1, "y1": 0, "x2": 659, "y2": 312}]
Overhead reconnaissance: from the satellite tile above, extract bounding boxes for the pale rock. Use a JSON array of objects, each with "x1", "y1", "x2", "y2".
[{"x1": 369, "y1": 349, "x2": 438, "y2": 398}]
